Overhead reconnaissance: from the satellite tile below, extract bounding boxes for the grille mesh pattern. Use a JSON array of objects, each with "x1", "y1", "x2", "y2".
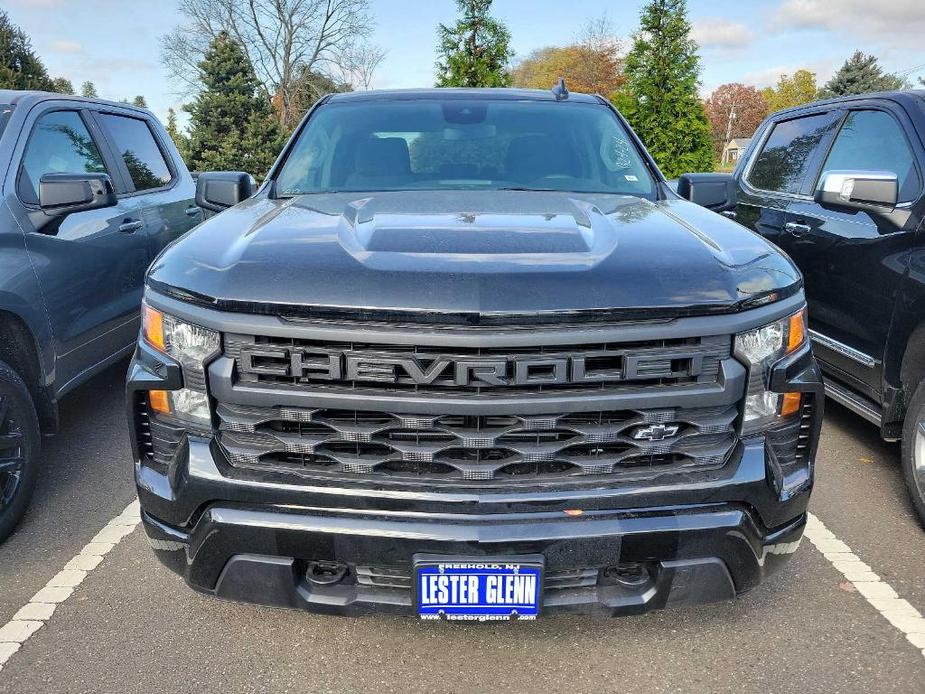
[{"x1": 217, "y1": 403, "x2": 738, "y2": 481}]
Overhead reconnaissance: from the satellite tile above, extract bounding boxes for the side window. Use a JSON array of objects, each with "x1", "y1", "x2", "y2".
[
  {"x1": 98, "y1": 114, "x2": 172, "y2": 191},
  {"x1": 18, "y1": 110, "x2": 108, "y2": 205},
  {"x1": 821, "y1": 110, "x2": 921, "y2": 203},
  {"x1": 747, "y1": 113, "x2": 837, "y2": 195}
]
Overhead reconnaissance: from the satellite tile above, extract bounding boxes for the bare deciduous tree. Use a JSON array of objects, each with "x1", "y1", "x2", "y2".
[
  {"x1": 337, "y1": 42, "x2": 386, "y2": 90},
  {"x1": 162, "y1": 0, "x2": 376, "y2": 129}
]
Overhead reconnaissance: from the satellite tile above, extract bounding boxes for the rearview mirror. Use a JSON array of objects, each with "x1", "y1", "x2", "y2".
[
  {"x1": 815, "y1": 170, "x2": 898, "y2": 213},
  {"x1": 676, "y1": 173, "x2": 736, "y2": 211},
  {"x1": 195, "y1": 171, "x2": 253, "y2": 213},
  {"x1": 39, "y1": 172, "x2": 116, "y2": 216}
]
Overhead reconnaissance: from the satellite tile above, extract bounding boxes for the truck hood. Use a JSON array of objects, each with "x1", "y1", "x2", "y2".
[{"x1": 147, "y1": 190, "x2": 800, "y2": 321}]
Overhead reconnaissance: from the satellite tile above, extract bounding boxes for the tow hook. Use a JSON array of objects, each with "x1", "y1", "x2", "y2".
[{"x1": 306, "y1": 560, "x2": 349, "y2": 586}]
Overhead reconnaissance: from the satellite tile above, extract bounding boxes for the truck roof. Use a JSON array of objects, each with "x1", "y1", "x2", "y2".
[
  {"x1": 325, "y1": 87, "x2": 604, "y2": 104},
  {"x1": 0, "y1": 89, "x2": 152, "y2": 116},
  {"x1": 772, "y1": 89, "x2": 925, "y2": 118}
]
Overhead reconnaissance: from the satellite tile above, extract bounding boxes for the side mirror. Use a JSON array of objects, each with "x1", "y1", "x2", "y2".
[
  {"x1": 39, "y1": 172, "x2": 117, "y2": 216},
  {"x1": 815, "y1": 170, "x2": 898, "y2": 213},
  {"x1": 676, "y1": 173, "x2": 736, "y2": 211},
  {"x1": 195, "y1": 171, "x2": 253, "y2": 213}
]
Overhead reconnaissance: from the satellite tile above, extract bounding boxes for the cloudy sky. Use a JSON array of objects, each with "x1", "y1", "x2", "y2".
[{"x1": 5, "y1": 0, "x2": 925, "y2": 125}]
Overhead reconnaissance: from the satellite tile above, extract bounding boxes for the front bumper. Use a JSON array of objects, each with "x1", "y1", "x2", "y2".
[{"x1": 136, "y1": 436, "x2": 809, "y2": 617}]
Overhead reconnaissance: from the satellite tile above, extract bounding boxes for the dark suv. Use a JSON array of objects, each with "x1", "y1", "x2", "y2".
[
  {"x1": 128, "y1": 88, "x2": 823, "y2": 620},
  {"x1": 679, "y1": 90, "x2": 925, "y2": 526},
  {"x1": 0, "y1": 90, "x2": 208, "y2": 540}
]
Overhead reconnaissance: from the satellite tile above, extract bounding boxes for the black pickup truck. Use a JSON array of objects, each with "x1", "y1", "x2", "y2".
[
  {"x1": 680, "y1": 89, "x2": 925, "y2": 526},
  {"x1": 0, "y1": 90, "x2": 212, "y2": 540},
  {"x1": 128, "y1": 87, "x2": 823, "y2": 619}
]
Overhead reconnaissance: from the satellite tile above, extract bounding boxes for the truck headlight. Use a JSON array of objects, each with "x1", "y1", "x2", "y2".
[
  {"x1": 141, "y1": 304, "x2": 220, "y2": 425},
  {"x1": 735, "y1": 309, "x2": 806, "y2": 435}
]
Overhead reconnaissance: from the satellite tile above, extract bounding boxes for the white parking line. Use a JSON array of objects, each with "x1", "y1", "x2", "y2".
[
  {"x1": 805, "y1": 512, "x2": 925, "y2": 658},
  {"x1": 0, "y1": 498, "x2": 140, "y2": 672}
]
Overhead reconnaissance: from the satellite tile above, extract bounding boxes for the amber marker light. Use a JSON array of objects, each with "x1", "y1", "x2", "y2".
[
  {"x1": 143, "y1": 304, "x2": 165, "y2": 352},
  {"x1": 148, "y1": 389, "x2": 171, "y2": 415},
  {"x1": 564, "y1": 509, "x2": 584, "y2": 517},
  {"x1": 787, "y1": 309, "x2": 806, "y2": 354},
  {"x1": 780, "y1": 392, "x2": 802, "y2": 418}
]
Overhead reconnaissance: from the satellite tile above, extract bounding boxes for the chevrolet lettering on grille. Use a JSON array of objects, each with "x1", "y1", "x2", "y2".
[{"x1": 237, "y1": 347, "x2": 706, "y2": 388}]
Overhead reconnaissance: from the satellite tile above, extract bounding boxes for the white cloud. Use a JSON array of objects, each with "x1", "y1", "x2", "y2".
[
  {"x1": 773, "y1": 0, "x2": 925, "y2": 45},
  {"x1": 692, "y1": 19, "x2": 754, "y2": 50},
  {"x1": 50, "y1": 40, "x2": 82, "y2": 54},
  {"x1": 740, "y1": 57, "x2": 842, "y2": 89}
]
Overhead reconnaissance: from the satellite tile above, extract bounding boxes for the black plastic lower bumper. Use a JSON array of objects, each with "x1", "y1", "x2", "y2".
[{"x1": 140, "y1": 479, "x2": 806, "y2": 617}]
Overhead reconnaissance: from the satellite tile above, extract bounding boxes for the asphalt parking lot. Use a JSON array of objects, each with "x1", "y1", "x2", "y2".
[{"x1": 0, "y1": 360, "x2": 924, "y2": 694}]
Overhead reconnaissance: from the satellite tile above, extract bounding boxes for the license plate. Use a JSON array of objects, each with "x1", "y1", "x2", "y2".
[{"x1": 414, "y1": 554, "x2": 543, "y2": 621}]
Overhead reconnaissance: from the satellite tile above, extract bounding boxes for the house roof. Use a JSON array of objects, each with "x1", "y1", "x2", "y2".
[{"x1": 726, "y1": 137, "x2": 752, "y2": 149}]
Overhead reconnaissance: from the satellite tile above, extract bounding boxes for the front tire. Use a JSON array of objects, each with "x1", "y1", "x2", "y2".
[
  {"x1": 901, "y1": 381, "x2": 925, "y2": 528},
  {"x1": 0, "y1": 360, "x2": 40, "y2": 542}
]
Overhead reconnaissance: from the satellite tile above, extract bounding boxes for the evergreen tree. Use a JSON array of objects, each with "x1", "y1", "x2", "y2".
[
  {"x1": 49, "y1": 77, "x2": 73, "y2": 94},
  {"x1": 184, "y1": 32, "x2": 283, "y2": 177},
  {"x1": 819, "y1": 51, "x2": 906, "y2": 98},
  {"x1": 132, "y1": 95, "x2": 148, "y2": 108},
  {"x1": 436, "y1": 0, "x2": 513, "y2": 87},
  {"x1": 80, "y1": 81, "x2": 98, "y2": 98},
  {"x1": 165, "y1": 107, "x2": 189, "y2": 162},
  {"x1": 0, "y1": 10, "x2": 52, "y2": 90},
  {"x1": 616, "y1": 0, "x2": 714, "y2": 178}
]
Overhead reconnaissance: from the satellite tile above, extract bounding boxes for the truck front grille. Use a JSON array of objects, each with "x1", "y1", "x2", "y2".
[
  {"x1": 217, "y1": 403, "x2": 738, "y2": 483},
  {"x1": 223, "y1": 334, "x2": 730, "y2": 395}
]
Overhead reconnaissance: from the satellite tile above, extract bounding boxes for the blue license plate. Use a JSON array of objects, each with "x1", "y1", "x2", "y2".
[{"x1": 414, "y1": 555, "x2": 543, "y2": 621}]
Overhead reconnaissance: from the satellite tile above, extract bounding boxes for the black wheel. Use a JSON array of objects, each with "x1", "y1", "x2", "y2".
[
  {"x1": 0, "y1": 360, "x2": 40, "y2": 542},
  {"x1": 901, "y1": 381, "x2": 925, "y2": 528}
]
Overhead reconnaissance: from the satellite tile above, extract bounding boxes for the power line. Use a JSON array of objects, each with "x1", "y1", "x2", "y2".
[{"x1": 895, "y1": 62, "x2": 925, "y2": 77}]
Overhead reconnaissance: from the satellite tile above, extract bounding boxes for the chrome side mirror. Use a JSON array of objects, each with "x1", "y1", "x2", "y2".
[{"x1": 815, "y1": 170, "x2": 898, "y2": 213}]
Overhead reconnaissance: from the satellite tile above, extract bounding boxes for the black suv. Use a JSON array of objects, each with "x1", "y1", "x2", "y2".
[
  {"x1": 128, "y1": 88, "x2": 823, "y2": 619},
  {"x1": 680, "y1": 90, "x2": 925, "y2": 526},
  {"x1": 0, "y1": 90, "x2": 210, "y2": 540}
]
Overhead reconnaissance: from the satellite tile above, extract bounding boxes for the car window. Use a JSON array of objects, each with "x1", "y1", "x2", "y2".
[
  {"x1": 18, "y1": 110, "x2": 108, "y2": 205},
  {"x1": 747, "y1": 113, "x2": 837, "y2": 195},
  {"x1": 821, "y1": 110, "x2": 921, "y2": 203},
  {"x1": 98, "y1": 113, "x2": 172, "y2": 191},
  {"x1": 275, "y1": 99, "x2": 656, "y2": 198}
]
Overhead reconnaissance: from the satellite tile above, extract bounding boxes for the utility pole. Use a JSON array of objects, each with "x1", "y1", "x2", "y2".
[{"x1": 722, "y1": 101, "x2": 737, "y2": 165}]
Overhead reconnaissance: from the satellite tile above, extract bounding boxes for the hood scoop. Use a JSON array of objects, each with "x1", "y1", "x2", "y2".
[{"x1": 337, "y1": 194, "x2": 622, "y2": 273}]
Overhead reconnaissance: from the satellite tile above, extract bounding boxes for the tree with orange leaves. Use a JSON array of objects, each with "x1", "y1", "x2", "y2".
[
  {"x1": 512, "y1": 18, "x2": 624, "y2": 98},
  {"x1": 704, "y1": 83, "x2": 769, "y2": 157}
]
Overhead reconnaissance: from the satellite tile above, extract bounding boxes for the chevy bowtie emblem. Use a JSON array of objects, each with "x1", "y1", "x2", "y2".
[{"x1": 632, "y1": 424, "x2": 680, "y2": 442}]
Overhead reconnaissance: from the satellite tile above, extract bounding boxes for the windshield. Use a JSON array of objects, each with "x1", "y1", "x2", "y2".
[
  {"x1": 275, "y1": 98, "x2": 655, "y2": 198},
  {"x1": 0, "y1": 105, "x2": 12, "y2": 139}
]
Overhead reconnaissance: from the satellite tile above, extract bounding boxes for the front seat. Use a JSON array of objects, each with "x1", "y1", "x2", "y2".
[
  {"x1": 346, "y1": 137, "x2": 412, "y2": 190},
  {"x1": 505, "y1": 134, "x2": 580, "y2": 184}
]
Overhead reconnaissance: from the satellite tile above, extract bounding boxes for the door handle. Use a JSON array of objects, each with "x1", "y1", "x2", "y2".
[
  {"x1": 118, "y1": 219, "x2": 144, "y2": 233},
  {"x1": 185, "y1": 206, "x2": 201, "y2": 217},
  {"x1": 784, "y1": 221, "x2": 811, "y2": 237}
]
